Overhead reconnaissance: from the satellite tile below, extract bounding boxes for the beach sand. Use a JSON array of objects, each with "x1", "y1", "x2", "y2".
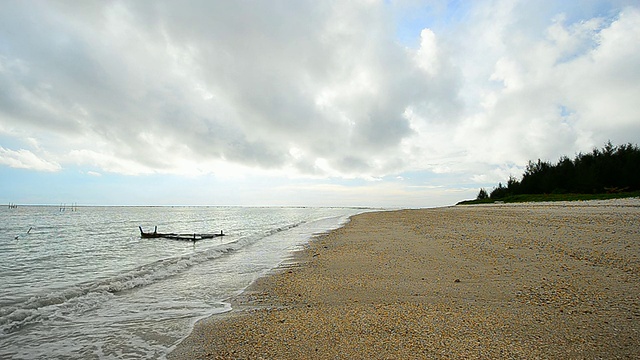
[{"x1": 169, "y1": 200, "x2": 640, "y2": 359}]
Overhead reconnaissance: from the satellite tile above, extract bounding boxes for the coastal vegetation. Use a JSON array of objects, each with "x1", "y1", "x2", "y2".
[{"x1": 459, "y1": 142, "x2": 640, "y2": 205}]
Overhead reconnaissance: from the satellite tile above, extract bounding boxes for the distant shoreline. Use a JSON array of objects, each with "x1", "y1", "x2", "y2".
[
  {"x1": 459, "y1": 196, "x2": 640, "y2": 207},
  {"x1": 457, "y1": 191, "x2": 640, "y2": 205}
]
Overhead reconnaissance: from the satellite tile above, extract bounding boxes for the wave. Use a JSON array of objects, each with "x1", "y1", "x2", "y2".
[{"x1": 0, "y1": 220, "x2": 306, "y2": 336}]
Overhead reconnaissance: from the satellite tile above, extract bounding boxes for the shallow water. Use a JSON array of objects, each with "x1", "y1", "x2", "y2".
[{"x1": 0, "y1": 206, "x2": 367, "y2": 359}]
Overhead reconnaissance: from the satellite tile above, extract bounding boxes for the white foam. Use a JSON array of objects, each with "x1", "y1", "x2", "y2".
[{"x1": 0, "y1": 206, "x2": 368, "y2": 359}]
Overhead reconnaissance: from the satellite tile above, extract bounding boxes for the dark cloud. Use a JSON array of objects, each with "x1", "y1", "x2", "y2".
[{"x1": 0, "y1": 0, "x2": 639, "y2": 186}]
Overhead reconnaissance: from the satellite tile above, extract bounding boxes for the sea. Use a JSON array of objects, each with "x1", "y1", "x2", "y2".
[{"x1": 0, "y1": 206, "x2": 369, "y2": 359}]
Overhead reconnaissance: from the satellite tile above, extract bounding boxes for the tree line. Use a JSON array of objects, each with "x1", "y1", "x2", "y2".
[{"x1": 477, "y1": 142, "x2": 640, "y2": 200}]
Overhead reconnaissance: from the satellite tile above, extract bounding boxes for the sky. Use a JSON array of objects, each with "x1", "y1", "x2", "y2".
[{"x1": 1, "y1": 0, "x2": 639, "y2": 208}]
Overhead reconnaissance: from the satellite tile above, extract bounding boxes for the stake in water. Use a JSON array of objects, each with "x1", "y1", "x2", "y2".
[{"x1": 0, "y1": 206, "x2": 367, "y2": 359}]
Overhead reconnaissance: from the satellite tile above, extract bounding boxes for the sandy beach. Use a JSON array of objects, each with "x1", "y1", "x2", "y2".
[{"x1": 169, "y1": 200, "x2": 640, "y2": 359}]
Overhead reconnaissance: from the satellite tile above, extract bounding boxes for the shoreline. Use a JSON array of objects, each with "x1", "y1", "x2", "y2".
[{"x1": 169, "y1": 200, "x2": 639, "y2": 359}]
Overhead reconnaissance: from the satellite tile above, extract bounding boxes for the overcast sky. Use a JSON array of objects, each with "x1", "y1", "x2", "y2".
[{"x1": 1, "y1": 0, "x2": 639, "y2": 207}]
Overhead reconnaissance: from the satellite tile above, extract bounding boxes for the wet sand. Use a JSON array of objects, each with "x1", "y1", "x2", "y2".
[{"x1": 169, "y1": 200, "x2": 640, "y2": 359}]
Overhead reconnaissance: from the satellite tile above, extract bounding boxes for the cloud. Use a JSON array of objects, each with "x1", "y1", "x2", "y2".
[
  {"x1": 409, "y1": 1, "x2": 640, "y2": 183},
  {"x1": 0, "y1": 0, "x2": 639, "y2": 189},
  {"x1": 0, "y1": 147, "x2": 61, "y2": 172}
]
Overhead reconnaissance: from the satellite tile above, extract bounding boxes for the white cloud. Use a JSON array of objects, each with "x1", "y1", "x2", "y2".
[
  {"x1": 0, "y1": 0, "x2": 638, "y2": 193},
  {"x1": 415, "y1": 28, "x2": 440, "y2": 75},
  {"x1": 446, "y1": 2, "x2": 640, "y2": 172},
  {"x1": 0, "y1": 147, "x2": 61, "y2": 172}
]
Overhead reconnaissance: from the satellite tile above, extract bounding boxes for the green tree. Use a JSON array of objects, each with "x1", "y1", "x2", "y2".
[
  {"x1": 477, "y1": 188, "x2": 489, "y2": 200},
  {"x1": 490, "y1": 183, "x2": 509, "y2": 199},
  {"x1": 486, "y1": 141, "x2": 640, "y2": 197}
]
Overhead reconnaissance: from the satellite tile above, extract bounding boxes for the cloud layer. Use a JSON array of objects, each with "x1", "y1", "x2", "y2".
[{"x1": 1, "y1": 0, "x2": 639, "y2": 187}]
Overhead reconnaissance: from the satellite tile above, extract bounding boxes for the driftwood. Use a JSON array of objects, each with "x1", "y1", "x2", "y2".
[{"x1": 139, "y1": 226, "x2": 224, "y2": 241}]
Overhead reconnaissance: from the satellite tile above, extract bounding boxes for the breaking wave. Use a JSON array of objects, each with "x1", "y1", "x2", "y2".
[{"x1": 0, "y1": 220, "x2": 305, "y2": 336}]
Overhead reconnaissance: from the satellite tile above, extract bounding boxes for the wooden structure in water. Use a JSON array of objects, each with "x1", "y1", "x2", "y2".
[{"x1": 139, "y1": 226, "x2": 224, "y2": 241}]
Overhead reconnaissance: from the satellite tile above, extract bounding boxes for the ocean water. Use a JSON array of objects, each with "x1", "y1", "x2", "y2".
[{"x1": 0, "y1": 206, "x2": 367, "y2": 359}]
